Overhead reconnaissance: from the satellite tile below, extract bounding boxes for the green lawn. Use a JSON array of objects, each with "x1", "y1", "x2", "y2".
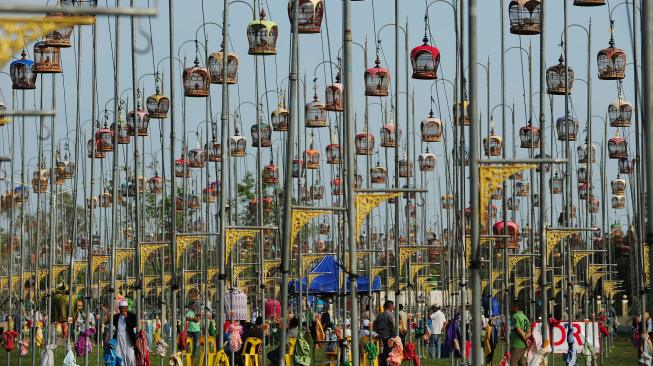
[{"x1": 2, "y1": 335, "x2": 637, "y2": 365}]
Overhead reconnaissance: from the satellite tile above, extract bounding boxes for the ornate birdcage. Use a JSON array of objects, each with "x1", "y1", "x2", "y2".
[
  {"x1": 611, "y1": 194, "x2": 625, "y2": 209},
  {"x1": 453, "y1": 100, "x2": 471, "y2": 126},
  {"x1": 111, "y1": 116, "x2": 131, "y2": 145},
  {"x1": 516, "y1": 181, "x2": 529, "y2": 197},
  {"x1": 577, "y1": 166, "x2": 589, "y2": 184},
  {"x1": 148, "y1": 174, "x2": 163, "y2": 194},
  {"x1": 493, "y1": 221, "x2": 519, "y2": 249},
  {"x1": 418, "y1": 148, "x2": 436, "y2": 172},
  {"x1": 355, "y1": 130, "x2": 375, "y2": 155},
  {"x1": 100, "y1": 190, "x2": 112, "y2": 208},
  {"x1": 251, "y1": 121, "x2": 272, "y2": 148},
  {"x1": 399, "y1": 159, "x2": 414, "y2": 178},
  {"x1": 87, "y1": 139, "x2": 104, "y2": 159},
  {"x1": 331, "y1": 175, "x2": 343, "y2": 195},
  {"x1": 271, "y1": 95, "x2": 289, "y2": 131},
  {"x1": 210, "y1": 180, "x2": 221, "y2": 196},
  {"x1": 608, "y1": 92, "x2": 632, "y2": 127},
  {"x1": 574, "y1": 0, "x2": 605, "y2": 5},
  {"x1": 174, "y1": 157, "x2": 190, "y2": 178},
  {"x1": 247, "y1": 9, "x2": 279, "y2": 55},
  {"x1": 508, "y1": 0, "x2": 542, "y2": 35},
  {"x1": 364, "y1": 56, "x2": 391, "y2": 97},
  {"x1": 556, "y1": 115, "x2": 579, "y2": 141},
  {"x1": 325, "y1": 71, "x2": 344, "y2": 112},
  {"x1": 262, "y1": 162, "x2": 279, "y2": 184},
  {"x1": 519, "y1": 122, "x2": 540, "y2": 148},
  {"x1": 370, "y1": 163, "x2": 387, "y2": 184},
  {"x1": 546, "y1": 55, "x2": 574, "y2": 95},
  {"x1": 611, "y1": 176, "x2": 626, "y2": 195},
  {"x1": 44, "y1": 12, "x2": 74, "y2": 48},
  {"x1": 229, "y1": 129, "x2": 247, "y2": 157},
  {"x1": 608, "y1": 134, "x2": 627, "y2": 159},
  {"x1": 95, "y1": 127, "x2": 114, "y2": 152},
  {"x1": 86, "y1": 196, "x2": 98, "y2": 209},
  {"x1": 305, "y1": 88, "x2": 328, "y2": 128},
  {"x1": 188, "y1": 194, "x2": 201, "y2": 209},
  {"x1": 302, "y1": 144, "x2": 320, "y2": 169},
  {"x1": 507, "y1": 197, "x2": 520, "y2": 211},
  {"x1": 577, "y1": 140, "x2": 596, "y2": 163},
  {"x1": 597, "y1": 29, "x2": 626, "y2": 80},
  {"x1": 380, "y1": 121, "x2": 399, "y2": 148},
  {"x1": 288, "y1": 0, "x2": 324, "y2": 33},
  {"x1": 292, "y1": 159, "x2": 304, "y2": 178},
  {"x1": 411, "y1": 34, "x2": 440, "y2": 80},
  {"x1": 33, "y1": 41, "x2": 62, "y2": 73},
  {"x1": 326, "y1": 141, "x2": 341, "y2": 164},
  {"x1": 483, "y1": 129, "x2": 503, "y2": 156},
  {"x1": 208, "y1": 45, "x2": 239, "y2": 84},
  {"x1": 126, "y1": 102, "x2": 150, "y2": 137},
  {"x1": 310, "y1": 183, "x2": 325, "y2": 200},
  {"x1": 578, "y1": 183, "x2": 592, "y2": 200},
  {"x1": 205, "y1": 140, "x2": 221, "y2": 162},
  {"x1": 10, "y1": 51, "x2": 37, "y2": 90},
  {"x1": 618, "y1": 158, "x2": 634, "y2": 175},
  {"x1": 188, "y1": 147, "x2": 206, "y2": 169},
  {"x1": 146, "y1": 81, "x2": 170, "y2": 119},
  {"x1": 183, "y1": 58, "x2": 210, "y2": 97},
  {"x1": 56, "y1": 160, "x2": 75, "y2": 181},
  {"x1": 421, "y1": 112, "x2": 443, "y2": 142},
  {"x1": 491, "y1": 184, "x2": 503, "y2": 200},
  {"x1": 509, "y1": 171, "x2": 524, "y2": 181},
  {"x1": 32, "y1": 169, "x2": 49, "y2": 193},
  {"x1": 550, "y1": 172, "x2": 563, "y2": 194},
  {"x1": 319, "y1": 222, "x2": 330, "y2": 235},
  {"x1": 590, "y1": 196, "x2": 600, "y2": 213}
]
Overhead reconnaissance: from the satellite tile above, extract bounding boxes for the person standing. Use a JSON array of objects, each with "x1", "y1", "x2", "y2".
[
  {"x1": 185, "y1": 304, "x2": 201, "y2": 358},
  {"x1": 398, "y1": 304, "x2": 408, "y2": 343},
  {"x1": 113, "y1": 300, "x2": 137, "y2": 366},
  {"x1": 428, "y1": 305, "x2": 447, "y2": 359},
  {"x1": 373, "y1": 300, "x2": 395, "y2": 366},
  {"x1": 509, "y1": 301, "x2": 531, "y2": 366}
]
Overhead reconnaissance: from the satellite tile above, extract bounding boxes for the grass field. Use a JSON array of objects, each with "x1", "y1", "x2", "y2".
[{"x1": 2, "y1": 335, "x2": 637, "y2": 365}]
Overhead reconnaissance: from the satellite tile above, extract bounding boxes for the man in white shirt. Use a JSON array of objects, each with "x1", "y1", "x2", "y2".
[{"x1": 428, "y1": 305, "x2": 447, "y2": 359}]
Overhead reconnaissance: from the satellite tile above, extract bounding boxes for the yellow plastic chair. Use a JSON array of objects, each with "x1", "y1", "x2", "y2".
[
  {"x1": 184, "y1": 338, "x2": 194, "y2": 366},
  {"x1": 284, "y1": 337, "x2": 297, "y2": 366},
  {"x1": 199, "y1": 336, "x2": 217, "y2": 366},
  {"x1": 360, "y1": 336, "x2": 380, "y2": 366},
  {"x1": 215, "y1": 349, "x2": 230, "y2": 366},
  {"x1": 241, "y1": 337, "x2": 262, "y2": 366}
]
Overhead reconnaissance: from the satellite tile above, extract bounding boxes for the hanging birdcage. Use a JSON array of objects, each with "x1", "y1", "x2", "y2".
[
  {"x1": 418, "y1": 149, "x2": 436, "y2": 172},
  {"x1": 618, "y1": 158, "x2": 634, "y2": 175},
  {"x1": 208, "y1": 46, "x2": 239, "y2": 84},
  {"x1": 174, "y1": 157, "x2": 190, "y2": 178},
  {"x1": 578, "y1": 183, "x2": 592, "y2": 200},
  {"x1": 411, "y1": 34, "x2": 441, "y2": 80},
  {"x1": 262, "y1": 162, "x2": 279, "y2": 184},
  {"x1": 251, "y1": 122, "x2": 272, "y2": 147},
  {"x1": 608, "y1": 135, "x2": 628, "y2": 159},
  {"x1": 399, "y1": 159, "x2": 414, "y2": 178},
  {"x1": 590, "y1": 196, "x2": 600, "y2": 213},
  {"x1": 183, "y1": 59, "x2": 210, "y2": 97},
  {"x1": 127, "y1": 105, "x2": 150, "y2": 137},
  {"x1": 577, "y1": 141, "x2": 596, "y2": 163},
  {"x1": 380, "y1": 122, "x2": 400, "y2": 148},
  {"x1": 10, "y1": 51, "x2": 37, "y2": 90},
  {"x1": 331, "y1": 175, "x2": 343, "y2": 196},
  {"x1": 355, "y1": 131, "x2": 375, "y2": 155},
  {"x1": 493, "y1": 221, "x2": 519, "y2": 249},
  {"x1": 325, "y1": 73, "x2": 344, "y2": 111},
  {"x1": 205, "y1": 141, "x2": 221, "y2": 162},
  {"x1": 483, "y1": 129, "x2": 503, "y2": 156},
  {"x1": 33, "y1": 41, "x2": 62, "y2": 73},
  {"x1": 303, "y1": 145, "x2": 320, "y2": 169},
  {"x1": 608, "y1": 96, "x2": 632, "y2": 127},
  {"x1": 507, "y1": 197, "x2": 520, "y2": 211},
  {"x1": 100, "y1": 190, "x2": 112, "y2": 208},
  {"x1": 555, "y1": 115, "x2": 579, "y2": 141},
  {"x1": 421, "y1": 112, "x2": 443, "y2": 142},
  {"x1": 148, "y1": 175, "x2": 163, "y2": 194},
  {"x1": 550, "y1": 172, "x2": 563, "y2": 194},
  {"x1": 247, "y1": 9, "x2": 279, "y2": 55},
  {"x1": 210, "y1": 180, "x2": 221, "y2": 196},
  {"x1": 364, "y1": 56, "x2": 391, "y2": 97},
  {"x1": 319, "y1": 222, "x2": 330, "y2": 235},
  {"x1": 86, "y1": 196, "x2": 98, "y2": 209},
  {"x1": 491, "y1": 184, "x2": 503, "y2": 200},
  {"x1": 326, "y1": 142, "x2": 341, "y2": 164},
  {"x1": 453, "y1": 100, "x2": 471, "y2": 126},
  {"x1": 519, "y1": 122, "x2": 540, "y2": 148},
  {"x1": 271, "y1": 96, "x2": 289, "y2": 131},
  {"x1": 146, "y1": 86, "x2": 170, "y2": 119},
  {"x1": 611, "y1": 176, "x2": 626, "y2": 195},
  {"x1": 95, "y1": 127, "x2": 114, "y2": 152},
  {"x1": 229, "y1": 129, "x2": 247, "y2": 157},
  {"x1": 31, "y1": 169, "x2": 49, "y2": 193},
  {"x1": 370, "y1": 163, "x2": 387, "y2": 184},
  {"x1": 305, "y1": 91, "x2": 328, "y2": 128},
  {"x1": 111, "y1": 118, "x2": 130, "y2": 145},
  {"x1": 516, "y1": 181, "x2": 530, "y2": 197},
  {"x1": 577, "y1": 166, "x2": 589, "y2": 184},
  {"x1": 292, "y1": 159, "x2": 305, "y2": 178},
  {"x1": 87, "y1": 139, "x2": 104, "y2": 159},
  {"x1": 597, "y1": 33, "x2": 626, "y2": 80},
  {"x1": 508, "y1": 0, "x2": 542, "y2": 35},
  {"x1": 56, "y1": 160, "x2": 75, "y2": 181},
  {"x1": 188, "y1": 147, "x2": 206, "y2": 168},
  {"x1": 44, "y1": 12, "x2": 74, "y2": 48},
  {"x1": 611, "y1": 194, "x2": 625, "y2": 209},
  {"x1": 310, "y1": 183, "x2": 325, "y2": 200},
  {"x1": 288, "y1": 0, "x2": 324, "y2": 33},
  {"x1": 546, "y1": 56, "x2": 574, "y2": 95},
  {"x1": 188, "y1": 194, "x2": 201, "y2": 209}
]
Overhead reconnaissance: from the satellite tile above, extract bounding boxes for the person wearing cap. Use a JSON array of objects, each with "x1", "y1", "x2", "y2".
[
  {"x1": 359, "y1": 319, "x2": 379, "y2": 339},
  {"x1": 113, "y1": 300, "x2": 137, "y2": 366}
]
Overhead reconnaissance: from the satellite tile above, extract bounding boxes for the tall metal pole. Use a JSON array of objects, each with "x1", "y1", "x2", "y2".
[
  {"x1": 538, "y1": 0, "x2": 549, "y2": 345},
  {"x1": 131, "y1": 0, "x2": 142, "y2": 321},
  {"x1": 563, "y1": 0, "x2": 575, "y2": 325},
  {"x1": 168, "y1": 0, "x2": 179, "y2": 351},
  {"x1": 393, "y1": 0, "x2": 402, "y2": 338},
  {"x1": 584, "y1": 19, "x2": 592, "y2": 320},
  {"x1": 642, "y1": 0, "x2": 653, "y2": 313},
  {"x1": 278, "y1": 0, "x2": 299, "y2": 362},
  {"x1": 468, "y1": 0, "x2": 483, "y2": 364}
]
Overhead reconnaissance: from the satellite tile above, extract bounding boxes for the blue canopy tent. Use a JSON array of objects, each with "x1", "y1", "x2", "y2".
[{"x1": 289, "y1": 255, "x2": 382, "y2": 295}]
